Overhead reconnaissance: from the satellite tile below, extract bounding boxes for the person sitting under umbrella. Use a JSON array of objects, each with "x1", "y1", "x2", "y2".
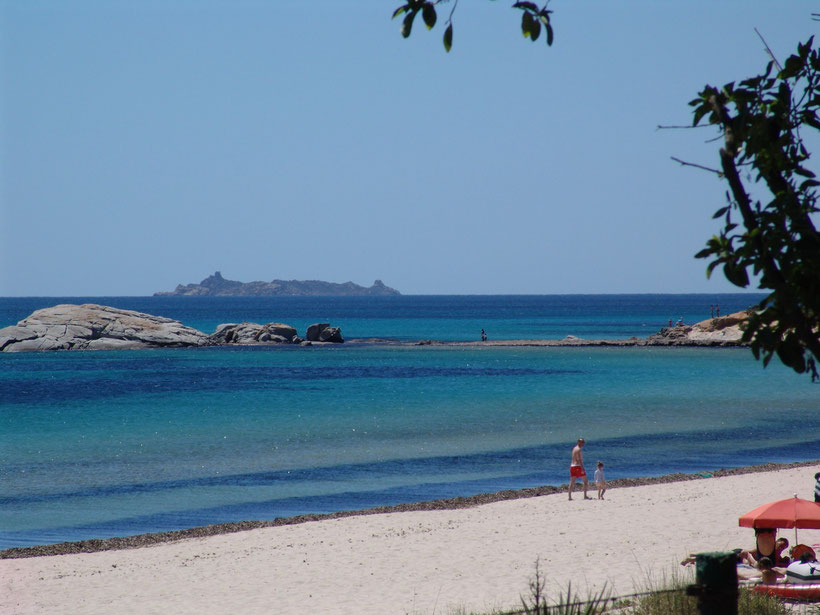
[
  {"x1": 740, "y1": 528, "x2": 790, "y2": 567},
  {"x1": 774, "y1": 537, "x2": 791, "y2": 566}
]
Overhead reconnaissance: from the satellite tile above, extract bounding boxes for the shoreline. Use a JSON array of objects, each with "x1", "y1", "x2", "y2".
[
  {"x1": 4, "y1": 459, "x2": 817, "y2": 560},
  {"x1": 354, "y1": 336, "x2": 742, "y2": 347},
  {"x1": 5, "y1": 462, "x2": 819, "y2": 615}
]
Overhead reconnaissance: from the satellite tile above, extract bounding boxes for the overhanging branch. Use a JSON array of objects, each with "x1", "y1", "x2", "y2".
[{"x1": 670, "y1": 157, "x2": 723, "y2": 176}]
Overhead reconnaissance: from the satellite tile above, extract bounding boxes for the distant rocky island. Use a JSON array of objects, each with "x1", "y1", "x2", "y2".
[{"x1": 155, "y1": 272, "x2": 401, "y2": 297}]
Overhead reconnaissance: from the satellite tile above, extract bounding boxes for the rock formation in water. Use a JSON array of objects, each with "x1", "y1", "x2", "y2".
[
  {"x1": 154, "y1": 271, "x2": 400, "y2": 297},
  {"x1": 209, "y1": 322, "x2": 302, "y2": 345},
  {"x1": 0, "y1": 305, "x2": 346, "y2": 352},
  {"x1": 0, "y1": 304, "x2": 211, "y2": 352},
  {"x1": 644, "y1": 311, "x2": 747, "y2": 346},
  {"x1": 305, "y1": 323, "x2": 344, "y2": 343},
  {"x1": 0, "y1": 304, "x2": 745, "y2": 353}
]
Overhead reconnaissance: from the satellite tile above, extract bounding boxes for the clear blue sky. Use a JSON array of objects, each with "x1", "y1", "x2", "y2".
[{"x1": 1, "y1": 1, "x2": 816, "y2": 296}]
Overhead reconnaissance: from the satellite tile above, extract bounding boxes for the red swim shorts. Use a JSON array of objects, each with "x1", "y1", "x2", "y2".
[{"x1": 570, "y1": 466, "x2": 586, "y2": 478}]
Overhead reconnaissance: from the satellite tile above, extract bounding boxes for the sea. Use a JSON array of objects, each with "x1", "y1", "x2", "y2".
[{"x1": 1, "y1": 294, "x2": 818, "y2": 550}]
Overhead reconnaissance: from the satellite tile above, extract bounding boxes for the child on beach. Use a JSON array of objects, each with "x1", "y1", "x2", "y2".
[
  {"x1": 594, "y1": 461, "x2": 606, "y2": 500},
  {"x1": 757, "y1": 557, "x2": 783, "y2": 585}
]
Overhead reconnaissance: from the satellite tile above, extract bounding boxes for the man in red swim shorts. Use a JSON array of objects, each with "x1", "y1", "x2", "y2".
[{"x1": 569, "y1": 438, "x2": 590, "y2": 500}]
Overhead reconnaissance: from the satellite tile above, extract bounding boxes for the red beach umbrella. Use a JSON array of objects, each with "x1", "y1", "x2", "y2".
[{"x1": 739, "y1": 495, "x2": 820, "y2": 543}]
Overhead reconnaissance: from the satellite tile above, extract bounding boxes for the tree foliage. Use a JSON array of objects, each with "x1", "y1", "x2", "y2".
[
  {"x1": 392, "y1": 0, "x2": 553, "y2": 52},
  {"x1": 690, "y1": 38, "x2": 820, "y2": 380}
]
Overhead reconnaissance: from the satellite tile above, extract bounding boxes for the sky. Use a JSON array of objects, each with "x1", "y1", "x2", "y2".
[{"x1": 1, "y1": 1, "x2": 817, "y2": 296}]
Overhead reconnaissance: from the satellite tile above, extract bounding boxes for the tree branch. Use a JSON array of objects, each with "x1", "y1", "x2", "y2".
[
  {"x1": 754, "y1": 27, "x2": 784, "y2": 73},
  {"x1": 670, "y1": 157, "x2": 723, "y2": 175},
  {"x1": 657, "y1": 124, "x2": 711, "y2": 130},
  {"x1": 445, "y1": 0, "x2": 458, "y2": 23},
  {"x1": 708, "y1": 96, "x2": 790, "y2": 295}
]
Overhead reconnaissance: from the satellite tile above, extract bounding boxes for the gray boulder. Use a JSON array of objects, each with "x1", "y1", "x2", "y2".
[
  {"x1": 260, "y1": 323, "x2": 298, "y2": 342},
  {"x1": 305, "y1": 323, "x2": 343, "y2": 343},
  {"x1": 210, "y1": 322, "x2": 262, "y2": 344},
  {"x1": 319, "y1": 326, "x2": 344, "y2": 343},
  {"x1": 0, "y1": 304, "x2": 210, "y2": 352},
  {"x1": 209, "y1": 322, "x2": 298, "y2": 345},
  {"x1": 306, "y1": 323, "x2": 330, "y2": 342}
]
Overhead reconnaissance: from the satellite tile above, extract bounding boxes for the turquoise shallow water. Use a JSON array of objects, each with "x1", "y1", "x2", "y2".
[{"x1": 1, "y1": 295, "x2": 818, "y2": 548}]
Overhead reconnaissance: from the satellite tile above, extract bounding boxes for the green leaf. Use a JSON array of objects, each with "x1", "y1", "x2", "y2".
[
  {"x1": 803, "y1": 112, "x2": 820, "y2": 130},
  {"x1": 401, "y1": 10, "x2": 416, "y2": 38},
  {"x1": 723, "y1": 262, "x2": 750, "y2": 287},
  {"x1": 692, "y1": 103, "x2": 710, "y2": 126},
  {"x1": 443, "y1": 23, "x2": 453, "y2": 52},
  {"x1": 545, "y1": 22, "x2": 553, "y2": 46},
  {"x1": 776, "y1": 338, "x2": 806, "y2": 372},
  {"x1": 712, "y1": 206, "x2": 730, "y2": 219},
  {"x1": 513, "y1": 1, "x2": 539, "y2": 11},
  {"x1": 422, "y1": 3, "x2": 436, "y2": 30},
  {"x1": 798, "y1": 38, "x2": 813, "y2": 60},
  {"x1": 740, "y1": 76, "x2": 763, "y2": 89},
  {"x1": 392, "y1": 4, "x2": 409, "y2": 19},
  {"x1": 529, "y1": 18, "x2": 541, "y2": 42},
  {"x1": 782, "y1": 54, "x2": 804, "y2": 79},
  {"x1": 521, "y1": 12, "x2": 535, "y2": 38}
]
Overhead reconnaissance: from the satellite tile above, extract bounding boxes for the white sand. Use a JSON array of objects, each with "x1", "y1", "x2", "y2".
[{"x1": 3, "y1": 465, "x2": 819, "y2": 615}]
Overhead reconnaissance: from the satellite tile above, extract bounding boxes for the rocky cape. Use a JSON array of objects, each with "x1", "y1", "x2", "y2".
[
  {"x1": 0, "y1": 304, "x2": 749, "y2": 353},
  {"x1": 155, "y1": 271, "x2": 400, "y2": 297},
  {"x1": 423, "y1": 311, "x2": 749, "y2": 348},
  {"x1": 0, "y1": 305, "x2": 345, "y2": 352}
]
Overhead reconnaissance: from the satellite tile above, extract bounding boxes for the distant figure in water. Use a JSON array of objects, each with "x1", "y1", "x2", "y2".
[{"x1": 480, "y1": 329, "x2": 487, "y2": 342}]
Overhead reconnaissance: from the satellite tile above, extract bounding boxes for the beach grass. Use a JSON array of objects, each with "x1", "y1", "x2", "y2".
[
  {"x1": 450, "y1": 562, "x2": 794, "y2": 615},
  {"x1": 629, "y1": 585, "x2": 790, "y2": 615},
  {"x1": 450, "y1": 584, "x2": 793, "y2": 615}
]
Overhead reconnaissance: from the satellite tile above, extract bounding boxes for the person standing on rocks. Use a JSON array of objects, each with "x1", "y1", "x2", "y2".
[{"x1": 569, "y1": 438, "x2": 590, "y2": 500}]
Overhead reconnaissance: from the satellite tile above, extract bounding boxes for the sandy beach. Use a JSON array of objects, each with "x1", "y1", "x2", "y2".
[{"x1": 3, "y1": 463, "x2": 819, "y2": 615}]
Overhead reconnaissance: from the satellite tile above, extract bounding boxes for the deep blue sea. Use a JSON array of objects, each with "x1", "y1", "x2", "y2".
[{"x1": 1, "y1": 294, "x2": 818, "y2": 550}]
